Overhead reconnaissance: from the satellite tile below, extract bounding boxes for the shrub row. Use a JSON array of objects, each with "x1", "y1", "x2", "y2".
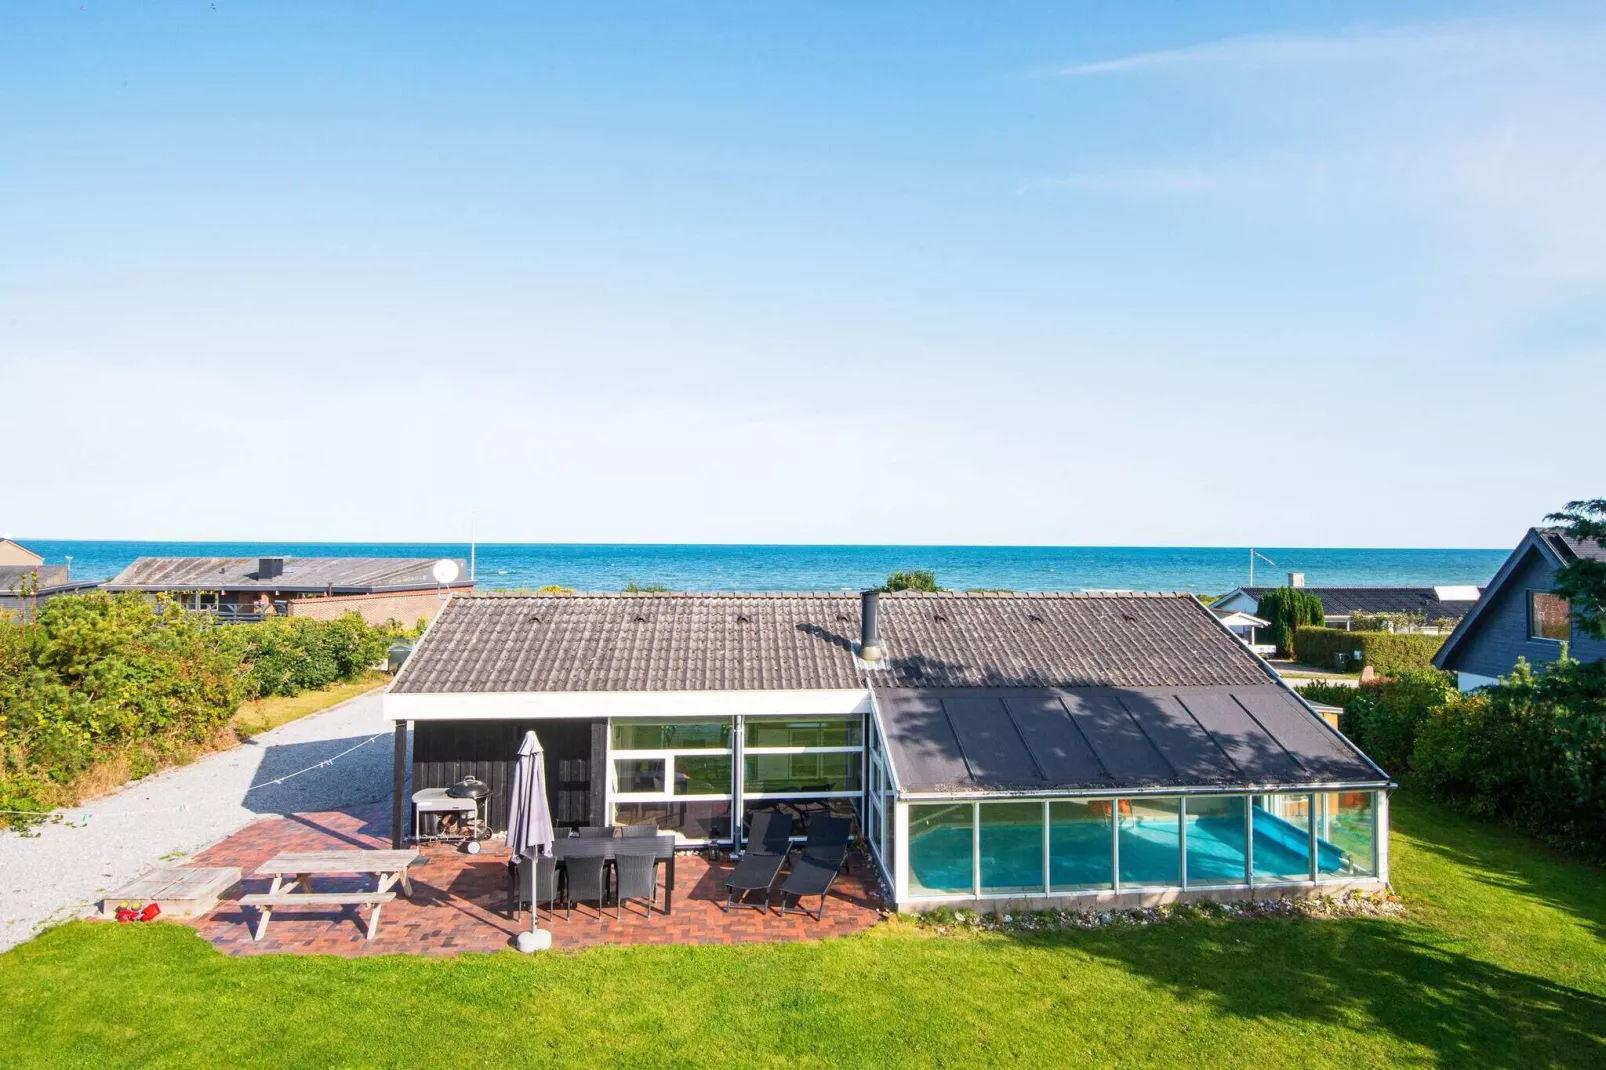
[
  {"x1": 1293, "y1": 626, "x2": 1445, "y2": 675},
  {"x1": 1336, "y1": 660, "x2": 1606, "y2": 857},
  {"x1": 0, "y1": 592, "x2": 420, "y2": 825}
]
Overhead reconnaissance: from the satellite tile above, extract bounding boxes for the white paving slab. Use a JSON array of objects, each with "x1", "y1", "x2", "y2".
[{"x1": 0, "y1": 690, "x2": 403, "y2": 953}]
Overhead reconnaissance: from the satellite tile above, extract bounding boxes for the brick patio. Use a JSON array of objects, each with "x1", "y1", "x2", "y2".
[{"x1": 180, "y1": 804, "x2": 885, "y2": 956}]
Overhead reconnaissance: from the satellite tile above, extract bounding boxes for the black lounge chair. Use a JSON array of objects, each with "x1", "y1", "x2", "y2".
[
  {"x1": 777, "y1": 852, "x2": 843, "y2": 921},
  {"x1": 799, "y1": 814, "x2": 854, "y2": 872},
  {"x1": 724, "y1": 810, "x2": 790, "y2": 912}
]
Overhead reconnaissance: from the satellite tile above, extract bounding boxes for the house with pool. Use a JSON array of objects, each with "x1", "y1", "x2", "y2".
[{"x1": 384, "y1": 589, "x2": 1391, "y2": 913}]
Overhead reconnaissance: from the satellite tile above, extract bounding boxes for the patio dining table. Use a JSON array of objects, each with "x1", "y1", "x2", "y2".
[{"x1": 513, "y1": 833, "x2": 679, "y2": 915}]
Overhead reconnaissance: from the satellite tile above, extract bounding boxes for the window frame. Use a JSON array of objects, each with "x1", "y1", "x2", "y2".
[{"x1": 1528, "y1": 590, "x2": 1571, "y2": 643}]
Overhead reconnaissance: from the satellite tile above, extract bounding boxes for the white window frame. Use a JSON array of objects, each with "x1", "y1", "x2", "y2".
[{"x1": 605, "y1": 717, "x2": 737, "y2": 845}]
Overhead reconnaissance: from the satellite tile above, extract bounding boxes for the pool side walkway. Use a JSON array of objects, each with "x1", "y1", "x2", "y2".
[{"x1": 171, "y1": 803, "x2": 885, "y2": 956}]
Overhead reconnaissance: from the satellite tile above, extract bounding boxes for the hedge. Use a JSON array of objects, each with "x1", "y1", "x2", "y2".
[
  {"x1": 0, "y1": 592, "x2": 421, "y2": 827},
  {"x1": 1293, "y1": 626, "x2": 1445, "y2": 674},
  {"x1": 1338, "y1": 659, "x2": 1606, "y2": 857}
]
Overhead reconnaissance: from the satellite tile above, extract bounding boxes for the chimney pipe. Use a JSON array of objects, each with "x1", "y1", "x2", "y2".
[
  {"x1": 859, "y1": 589, "x2": 883, "y2": 662},
  {"x1": 1288, "y1": 572, "x2": 1305, "y2": 588}
]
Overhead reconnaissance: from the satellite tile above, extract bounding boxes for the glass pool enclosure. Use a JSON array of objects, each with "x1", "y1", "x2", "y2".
[{"x1": 864, "y1": 687, "x2": 1391, "y2": 908}]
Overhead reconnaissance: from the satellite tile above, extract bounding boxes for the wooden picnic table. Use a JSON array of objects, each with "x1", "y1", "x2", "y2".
[{"x1": 241, "y1": 849, "x2": 424, "y2": 942}]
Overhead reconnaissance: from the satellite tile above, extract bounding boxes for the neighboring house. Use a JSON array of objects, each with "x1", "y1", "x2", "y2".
[
  {"x1": 0, "y1": 540, "x2": 101, "y2": 620},
  {"x1": 0, "y1": 538, "x2": 44, "y2": 566},
  {"x1": 1433, "y1": 528, "x2": 1606, "y2": 691},
  {"x1": 1210, "y1": 607, "x2": 1273, "y2": 653},
  {"x1": 1214, "y1": 577, "x2": 1482, "y2": 633},
  {"x1": 103, "y1": 556, "x2": 473, "y2": 626},
  {"x1": 385, "y1": 590, "x2": 1391, "y2": 913}
]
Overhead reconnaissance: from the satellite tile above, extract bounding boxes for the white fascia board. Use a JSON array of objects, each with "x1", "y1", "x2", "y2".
[{"x1": 385, "y1": 688, "x2": 872, "y2": 722}]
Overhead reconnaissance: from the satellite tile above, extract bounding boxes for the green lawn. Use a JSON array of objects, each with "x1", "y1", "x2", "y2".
[{"x1": 2, "y1": 794, "x2": 1602, "y2": 1069}]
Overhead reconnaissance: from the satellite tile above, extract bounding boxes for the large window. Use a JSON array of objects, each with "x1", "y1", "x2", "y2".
[
  {"x1": 610, "y1": 718, "x2": 735, "y2": 843},
  {"x1": 1530, "y1": 592, "x2": 1571, "y2": 641},
  {"x1": 1117, "y1": 797, "x2": 1181, "y2": 888},
  {"x1": 746, "y1": 718, "x2": 862, "y2": 748},
  {"x1": 1184, "y1": 796, "x2": 1248, "y2": 887},
  {"x1": 743, "y1": 752, "x2": 861, "y2": 794},
  {"x1": 1049, "y1": 800, "x2": 1113, "y2": 891},
  {"x1": 1317, "y1": 792, "x2": 1376, "y2": 878},
  {"x1": 980, "y1": 802, "x2": 1044, "y2": 894},
  {"x1": 908, "y1": 803, "x2": 974, "y2": 895},
  {"x1": 741, "y1": 715, "x2": 864, "y2": 842},
  {"x1": 1252, "y1": 794, "x2": 1313, "y2": 883}
]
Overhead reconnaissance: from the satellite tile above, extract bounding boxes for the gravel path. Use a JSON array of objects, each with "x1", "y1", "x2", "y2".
[{"x1": 0, "y1": 690, "x2": 404, "y2": 953}]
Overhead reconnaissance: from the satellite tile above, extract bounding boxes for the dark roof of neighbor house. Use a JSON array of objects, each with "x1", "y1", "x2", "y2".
[
  {"x1": 1540, "y1": 529, "x2": 1606, "y2": 564},
  {"x1": 1236, "y1": 586, "x2": 1481, "y2": 620},
  {"x1": 390, "y1": 591, "x2": 1277, "y2": 694},
  {"x1": 104, "y1": 557, "x2": 472, "y2": 594},
  {"x1": 875, "y1": 685, "x2": 1386, "y2": 794},
  {"x1": 1435, "y1": 527, "x2": 1606, "y2": 671}
]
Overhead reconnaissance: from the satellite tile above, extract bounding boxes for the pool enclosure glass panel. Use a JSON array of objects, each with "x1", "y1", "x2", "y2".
[
  {"x1": 1049, "y1": 800, "x2": 1114, "y2": 891},
  {"x1": 1118, "y1": 797, "x2": 1181, "y2": 887},
  {"x1": 743, "y1": 752, "x2": 861, "y2": 794},
  {"x1": 908, "y1": 803, "x2": 975, "y2": 895},
  {"x1": 1318, "y1": 792, "x2": 1377, "y2": 878},
  {"x1": 979, "y1": 803, "x2": 1044, "y2": 894},
  {"x1": 1253, "y1": 794, "x2": 1313, "y2": 882},
  {"x1": 1184, "y1": 795, "x2": 1249, "y2": 887}
]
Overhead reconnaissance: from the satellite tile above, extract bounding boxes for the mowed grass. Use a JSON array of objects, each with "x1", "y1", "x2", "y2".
[{"x1": 1, "y1": 794, "x2": 1602, "y2": 1069}]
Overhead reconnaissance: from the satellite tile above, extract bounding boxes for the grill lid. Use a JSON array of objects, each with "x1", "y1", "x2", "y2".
[{"x1": 447, "y1": 775, "x2": 491, "y2": 799}]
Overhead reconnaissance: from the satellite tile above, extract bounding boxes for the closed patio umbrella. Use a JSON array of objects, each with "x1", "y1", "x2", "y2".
[{"x1": 507, "y1": 730, "x2": 555, "y2": 951}]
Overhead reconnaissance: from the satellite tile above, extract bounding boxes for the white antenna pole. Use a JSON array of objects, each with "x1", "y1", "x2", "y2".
[
  {"x1": 470, "y1": 513, "x2": 477, "y2": 583},
  {"x1": 1249, "y1": 547, "x2": 1253, "y2": 586}
]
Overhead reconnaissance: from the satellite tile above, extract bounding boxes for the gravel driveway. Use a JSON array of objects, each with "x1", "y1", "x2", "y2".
[{"x1": 0, "y1": 690, "x2": 404, "y2": 953}]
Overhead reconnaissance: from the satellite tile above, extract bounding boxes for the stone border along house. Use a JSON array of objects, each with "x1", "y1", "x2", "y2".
[
  {"x1": 103, "y1": 555, "x2": 473, "y2": 626},
  {"x1": 384, "y1": 590, "x2": 1391, "y2": 914},
  {"x1": 1433, "y1": 527, "x2": 1606, "y2": 691}
]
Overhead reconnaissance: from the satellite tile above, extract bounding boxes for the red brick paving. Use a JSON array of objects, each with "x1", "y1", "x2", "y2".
[{"x1": 182, "y1": 804, "x2": 885, "y2": 956}]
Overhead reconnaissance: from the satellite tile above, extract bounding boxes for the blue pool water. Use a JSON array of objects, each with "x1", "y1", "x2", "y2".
[
  {"x1": 20, "y1": 539, "x2": 1505, "y2": 593},
  {"x1": 909, "y1": 815, "x2": 1329, "y2": 896}
]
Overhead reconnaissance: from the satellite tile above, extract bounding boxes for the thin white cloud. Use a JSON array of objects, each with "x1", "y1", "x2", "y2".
[{"x1": 1056, "y1": 20, "x2": 1600, "y2": 76}]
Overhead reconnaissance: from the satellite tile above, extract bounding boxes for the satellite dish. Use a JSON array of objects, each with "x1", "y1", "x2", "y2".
[{"x1": 432, "y1": 558, "x2": 461, "y2": 585}]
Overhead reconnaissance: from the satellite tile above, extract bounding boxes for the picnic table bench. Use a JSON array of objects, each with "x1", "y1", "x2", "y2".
[{"x1": 240, "y1": 849, "x2": 423, "y2": 942}]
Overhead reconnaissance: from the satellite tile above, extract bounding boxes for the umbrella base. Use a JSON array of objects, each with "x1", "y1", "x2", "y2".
[{"x1": 515, "y1": 929, "x2": 552, "y2": 953}]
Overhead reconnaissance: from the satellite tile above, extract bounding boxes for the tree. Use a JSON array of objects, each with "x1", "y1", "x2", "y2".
[
  {"x1": 1546, "y1": 498, "x2": 1606, "y2": 639},
  {"x1": 883, "y1": 570, "x2": 941, "y2": 592},
  {"x1": 1257, "y1": 586, "x2": 1324, "y2": 658}
]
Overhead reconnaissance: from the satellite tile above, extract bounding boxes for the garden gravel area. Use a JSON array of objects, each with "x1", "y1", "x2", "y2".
[{"x1": 0, "y1": 691, "x2": 402, "y2": 953}]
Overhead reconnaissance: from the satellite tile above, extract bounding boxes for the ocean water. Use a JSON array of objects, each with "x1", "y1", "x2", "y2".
[{"x1": 21, "y1": 540, "x2": 1507, "y2": 595}]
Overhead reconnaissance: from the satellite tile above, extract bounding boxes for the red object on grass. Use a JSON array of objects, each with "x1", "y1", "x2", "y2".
[
  {"x1": 115, "y1": 907, "x2": 136, "y2": 923},
  {"x1": 139, "y1": 903, "x2": 161, "y2": 922}
]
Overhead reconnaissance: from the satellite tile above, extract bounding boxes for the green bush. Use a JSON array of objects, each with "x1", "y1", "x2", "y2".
[
  {"x1": 884, "y1": 570, "x2": 942, "y2": 593},
  {"x1": 1340, "y1": 668, "x2": 1458, "y2": 775},
  {"x1": 1293, "y1": 626, "x2": 1445, "y2": 674},
  {"x1": 1339, "y1": 657, "x2": 1606, "y2": 857},
  {"x1": 1292, "y1": 680, "x2": 1359, "y2": 708},
  {"x1": 0, "y1": 595, "x2": 420, "y2": 825},
  {"x1": 1257, "y1": 588, "x2": 1323, "y2": 656}
]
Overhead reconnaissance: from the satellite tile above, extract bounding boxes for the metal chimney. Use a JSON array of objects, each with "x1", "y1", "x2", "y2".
[
  {"x1": 1287, "y1": 572, "x2": 1305, "y2": 588},
  {"x1": 259, "y1": 557, "x2": 285, "y2": 580},
  {"x1": 859, "y1": 589, "x2": 883, "y2": 663}
]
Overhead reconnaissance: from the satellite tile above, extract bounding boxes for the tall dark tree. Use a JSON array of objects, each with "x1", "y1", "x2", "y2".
[
  {"x1": 1257, "y1": 586, "x2": 1324, "y2": 658},
  {"x1": 1546, "y1": 498, "x2": 1606, "y2": 639}
]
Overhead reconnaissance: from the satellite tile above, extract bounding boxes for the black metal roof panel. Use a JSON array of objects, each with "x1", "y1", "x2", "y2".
[{"x1": 875, "y1": 685, "x2": 1385, "y2": 794}]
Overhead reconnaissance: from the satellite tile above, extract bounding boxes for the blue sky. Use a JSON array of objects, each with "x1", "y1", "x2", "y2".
[{"x1": 2, "y1": 2, "x2": 1601, "y2": 547}]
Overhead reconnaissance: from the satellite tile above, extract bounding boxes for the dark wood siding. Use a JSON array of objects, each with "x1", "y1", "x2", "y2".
[
  {"x1": 1448, "y1": 546, "x2": 1606, "y2": 678},
  {"x1": 412, "y1": 718, "x2": 602, "y2": 832}
]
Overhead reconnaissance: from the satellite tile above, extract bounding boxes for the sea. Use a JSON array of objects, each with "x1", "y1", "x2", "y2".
[{"x1": 21, "y1": 541, "x2": 1508, "y2": 596}]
